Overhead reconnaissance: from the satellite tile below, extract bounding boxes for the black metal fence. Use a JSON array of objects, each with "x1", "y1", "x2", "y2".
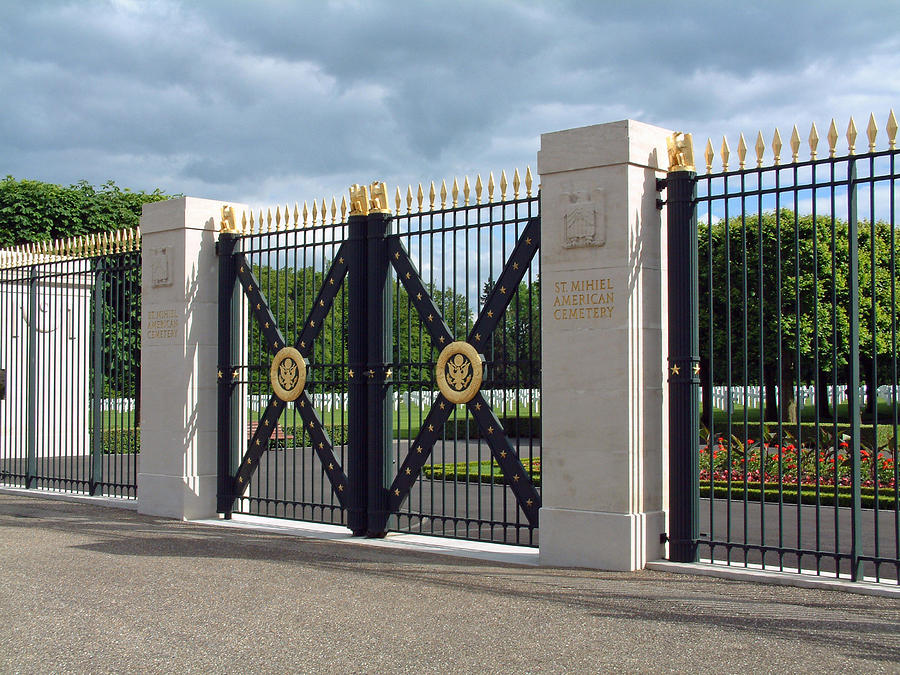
[
  {"x1": 217, "y1": 173, "x2": 541, "y2": 545},
  {"x1": 668, "y1": 115, "x2": 900, "y2": 583},
  {"x1": 0, "y1": 233, "x2": 141, "y2": 498}
]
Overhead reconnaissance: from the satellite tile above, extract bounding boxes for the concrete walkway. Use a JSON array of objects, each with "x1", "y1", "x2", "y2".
[{"x1": 0, "y1": 493, "x2": 897, "y2": 674}]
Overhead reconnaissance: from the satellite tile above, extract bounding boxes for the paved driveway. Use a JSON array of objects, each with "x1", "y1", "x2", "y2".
[{"x1": 0, "y1": 493, "x2": 898, "y2": 673}]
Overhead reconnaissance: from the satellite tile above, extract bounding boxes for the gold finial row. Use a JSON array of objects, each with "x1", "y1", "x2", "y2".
[
  {"x1": 390, "y1": 166, "x2": 534, "y2": 215},
  {"x1": 0, "y1": 228, "x2": 141, "y2": 269},
  {"x1": 222, "y1": 195, "x2": 352, "y2": 235},
  {"x1": 701, "y1": 110, "x2": 898, "y2": 173},
  {"x1": 220, "y1": 166, "x2": 536, "y2": 234}
]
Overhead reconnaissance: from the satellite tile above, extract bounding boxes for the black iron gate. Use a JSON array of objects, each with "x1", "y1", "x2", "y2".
[
  {"x1": 666, "y1": 116, "x2": 900, "y2": 584},
  {"x1": 217, "y1": 175, "x2": 541, "y2": 545}
]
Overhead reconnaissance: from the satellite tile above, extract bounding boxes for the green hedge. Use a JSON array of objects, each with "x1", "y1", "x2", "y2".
[
  {"x1": 702, "y1": 480, "x2": 896, "y2": 509},
  {"x1": 422, "y1": 458, "x2": 541, "y2": 486},
  {"x1": 271, "y1": 418, "x2": 540, "y2": 448},
  {"x1": 707, "y1": 421, "x2": 897, "y2": 449},
  {"x1": 442, "y1": 416, "x2": 541, "y2": 440},
  {"x1": 268, "y1": 425, "x2": 348, "y2": 449},
  {"x1": 98, "y1": 429, "x2": 140, "y2": 454}
]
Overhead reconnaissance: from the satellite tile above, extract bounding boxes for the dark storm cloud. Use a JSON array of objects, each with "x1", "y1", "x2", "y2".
[{"x1": 1, "y1": 0, "x2": 898, "y2": 205}]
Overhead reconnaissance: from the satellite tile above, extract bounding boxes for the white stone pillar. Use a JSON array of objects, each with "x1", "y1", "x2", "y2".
[
  {"x1": 537, "y1": 120, "x2": 670, "y2": 570},
  {"x1": 138, "y1": 197, "x2": 246, "y2": 519}
]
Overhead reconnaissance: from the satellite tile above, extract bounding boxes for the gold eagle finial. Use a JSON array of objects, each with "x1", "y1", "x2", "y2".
[{"x1": 667, "y1": 132, "x2": 695, "y2": 172}]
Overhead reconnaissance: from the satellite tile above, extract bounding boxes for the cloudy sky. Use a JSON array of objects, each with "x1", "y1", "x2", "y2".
[{"x1": 2, "y1": 0, "x2": 899, "y2": 211}]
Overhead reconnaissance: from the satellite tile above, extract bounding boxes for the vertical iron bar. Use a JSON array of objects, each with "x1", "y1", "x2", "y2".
[
  {"x1": 848, "y1": 157, "x2": 863, "y2": 580},
  {"x1": 25, "y1": 266, "x2": 37, "y2": 489},
  {"x1": 666, "y1": 169, "x2": 700, "y2": 562}
]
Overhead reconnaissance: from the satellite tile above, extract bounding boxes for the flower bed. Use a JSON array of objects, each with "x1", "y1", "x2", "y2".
[{"x1": 699, "y1": 430, "x2": 897, "y2": 490}]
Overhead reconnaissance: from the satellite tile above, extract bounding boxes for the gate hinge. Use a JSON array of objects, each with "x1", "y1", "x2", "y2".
[{"x1": 656, "y1": 178, "x2": 667, "y2": 210}]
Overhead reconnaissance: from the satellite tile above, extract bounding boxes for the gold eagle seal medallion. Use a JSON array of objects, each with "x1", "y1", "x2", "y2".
[
  {"x1": 270, "y1": 347, "x2": 306, "y2": 402},
  {"x1": 435, "y1": 341, "x2": 483, "y2": 404}
]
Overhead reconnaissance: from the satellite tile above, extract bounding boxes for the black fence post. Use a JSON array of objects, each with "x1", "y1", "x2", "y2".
[
  {"x1": 25, "y1": 266, "x2": 37, "y2": 489},
  {"x1": 666, "y1": 169, "x2": 700, "y2": 563},
  {"x1": 90, "y1": 258, "x2": 104, "y2": 496},
  {"x1": 216, "y1": 232, "x2": 238, "y2": 518},
  {"x1": 347, "y1": 213, "x2": 369, "y2": 536},
  {"x1": 365, "y1": 211, "x2": 393, "y2": 537}
]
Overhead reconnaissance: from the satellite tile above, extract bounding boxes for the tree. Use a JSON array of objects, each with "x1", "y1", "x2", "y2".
[
  {"x1": 0, "y1": 176, "x2": 170, "y2": 246},
  {"x1": 0, "y1": 177, "x2": 174, "y2": 423},
  {"x1": 699, "y1": 209, "x2": 898, "y2": 425}
]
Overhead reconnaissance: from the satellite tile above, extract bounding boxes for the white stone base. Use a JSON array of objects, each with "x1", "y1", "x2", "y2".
[
  {"x1": 137, "y1": 472, "x2": 218, "y2": 520},
  {"x1": 539, "y1": 507, "x2": 667, "y2": 570}
]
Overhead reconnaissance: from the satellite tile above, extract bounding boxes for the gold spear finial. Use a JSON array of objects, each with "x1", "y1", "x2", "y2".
[
  {"x1": 293, "y1": 203, "x2": 300, "y2": 229},
  {"x1": 331, "y1": 196, "x2": 337, "y2": 224},
  {"x1": 406, "y1": 185, "x2": 413, "y2": 214},
  {"x1": 737, "y1": 133, "x2": 747, "y2": 170},
  {"x1": 475, "y1": 174, "x2": 483, "y2": 203},
  {"x1": 395, "y1": 186, "x2": 402, "y2": 214},
  {"x1": 704, "y1": 138, "x2": 714, "y2": 173},
  {"x1": 827, "y1": 119, "x2": 838, "y2": 158},
  {"x1": 463, "y1": 176, "x2": 471, "y2": 205},
  {"x1": 772, "y1": 128, "x2": 782, "y2": 165},
  {"x1": 488, "y1": 172, "x2": 495, "y2": 202},
  {"x1": 440, "y1": 179, "x2": 447, "y2": 209},
  {"x1": 809, "y1": 122, "x2": 819, "y2": 160},
  {"x1": 500, "y1": 170, "x2": 508, "y2": 200},
  {"x1": 340, "y1": 195, "x2": 348, "y2": 222},
  {"x1": 429, "y1": 181, "x2": 436, "y2": 210},
  {"x1": 847, "y1": 117, "x2": 858, "y2": 155},
  {"x1": 755, "y1": 131, "x2": 765, "y2": 168},
  {"x1": 525, "y1": 166, "x2": 533, "y2": 197},
  {"x1": 417, "y1": 183, "x2": 424, "y2": 212},
  {"x1": 513, "y1": 168, "x2": 521, "y2": 198},
  {"x1": 302, "y1": 201, "x2": 309, "y2": 227},
  {"x1": 866, "y1": 113, "x2": 878, "y2": 152},
  {"x1": 275, "y1": 206, "x2": 282, "y2": 231},
  {"x1": 720, "y1": 136, "x2": 730, "y2": 172},
  {"x1": 451, "y1": 177, "x2": 459, "y2": 208},
  {"x1": 887, "y1": 109, "x2": 898, "y2": 150},
  {"x1": 790, "y1": 125, "x2": 800, "y2": 162}
]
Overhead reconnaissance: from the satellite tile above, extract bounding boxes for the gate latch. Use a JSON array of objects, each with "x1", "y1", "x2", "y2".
[{"x1": 0, "y1": 368, "x2": 5, "y2": 401}]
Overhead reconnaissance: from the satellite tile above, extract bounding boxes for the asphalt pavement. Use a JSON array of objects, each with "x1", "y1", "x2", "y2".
[{"x1": 0, "y1": 492, "x2": 898, "y2": 674}]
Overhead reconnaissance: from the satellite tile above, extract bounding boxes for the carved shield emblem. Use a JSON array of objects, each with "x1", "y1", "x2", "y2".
[{"x1": 561, "y1": 187, "x2": 605, "y2": 248}]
